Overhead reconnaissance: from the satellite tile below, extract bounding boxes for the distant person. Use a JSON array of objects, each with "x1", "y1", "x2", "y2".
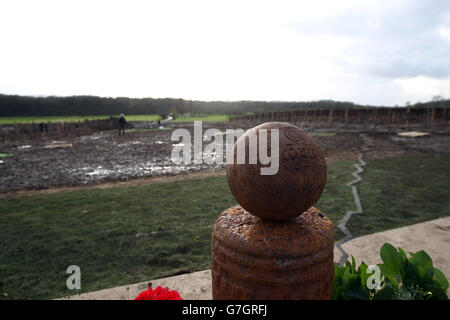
[
  {"x1": 119, "y1": 113, "x2": 126, "y2": 136},
  {"x1": 38, "y1": 122, "x2": 44, "y2": 133},
  {"x1": 157, "y1": 120, "x2": 161, "y2": 127}
]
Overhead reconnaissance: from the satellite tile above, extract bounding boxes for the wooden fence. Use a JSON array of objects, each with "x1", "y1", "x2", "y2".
[{"x1": 230, "y1": 107, "x2": 449, "y2": 129}]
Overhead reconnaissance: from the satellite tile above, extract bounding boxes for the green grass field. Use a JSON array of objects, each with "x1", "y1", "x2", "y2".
[
  {"x1": 0, "y1": 154, "x2": 448, "y2": 299},
  {"x1": 347, "y1": 154, "x2": 450, "y2": 237},
  {"x1": 173, "y1": 114, "x2": 229, "y2": 122},
  {"x1": 0, "y1": 115, "x2": 106, "y2": 124},
  {"x1": 0, "y1": 115, "x2": 163, "y2": 124},
  {"x1": 0, "y1": 114, "x2": 230, "y2": 124},
  {"x1": 121, "y1": 115, "x2": 162, "y2": 122},
  {"x1": 0, "y1": 115, "x2": 162, "y2": 124}
]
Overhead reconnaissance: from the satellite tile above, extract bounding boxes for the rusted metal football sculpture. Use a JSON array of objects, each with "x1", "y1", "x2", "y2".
[
  {"x1": 226, "y1": 122, "x2": 327, "y2": 221},
  {"x1": 211, "y1": 122, "x2": 334, "y2": 300}
]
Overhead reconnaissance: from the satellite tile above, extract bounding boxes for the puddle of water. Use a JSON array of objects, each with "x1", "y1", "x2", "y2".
[
  {"x1": 119, "y1": 141, "x2": 144, "y2": 146},
  {"x1": 44, "y1": 143, "x2": 73, "y2": 149},
  {"x1": 70, "y1": 153, "x2": 226, "y2": 183},
  {"x1": 397, "y1": 131, "x2": 430, "y2": 138},
  {"x1": 86, "y1": 166, "x2": 113, "y2": 177},
  {"x1": 18, "y1": 145, "x2": 32, "y2": 149}
]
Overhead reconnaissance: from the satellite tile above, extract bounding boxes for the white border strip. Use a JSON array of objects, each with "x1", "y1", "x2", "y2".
[{"x1": 335, "y1": 154, "x2": 367, "y2": 265}]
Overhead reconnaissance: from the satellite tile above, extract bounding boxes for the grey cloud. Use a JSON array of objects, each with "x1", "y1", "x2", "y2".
[{"x1": 290, "y1": 0, "x2": 450, "y2": 79}]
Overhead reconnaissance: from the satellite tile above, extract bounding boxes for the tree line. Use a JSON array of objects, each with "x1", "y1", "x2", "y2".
[{"x1": 0, "y1": 93, "x2": 448, "y2": 117}]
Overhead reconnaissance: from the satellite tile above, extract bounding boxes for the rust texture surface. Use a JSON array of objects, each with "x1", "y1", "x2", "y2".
[
  {"x1": 226, "y1": 122, "x2": 327, "y2": 221},
  {"x1": 211, "y1": 205, "x2": 334, "y2": 300},
  {"x1": 213, "y1": 122, "x2": 334, "y2": 300}
]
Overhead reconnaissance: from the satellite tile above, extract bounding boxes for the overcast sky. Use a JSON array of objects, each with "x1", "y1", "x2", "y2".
[{"x1": 1, "y1": 0, "x2": 449, "y2": 106}]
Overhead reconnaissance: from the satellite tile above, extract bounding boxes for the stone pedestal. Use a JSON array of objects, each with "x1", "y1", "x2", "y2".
[{"x1": 211, "y1": 205, "x2": 334, "y2": 300}]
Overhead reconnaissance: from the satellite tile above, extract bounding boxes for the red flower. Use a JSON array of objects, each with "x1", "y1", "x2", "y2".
[{"x1": 135, "y1": 286, "x2": 183, "y2": 300}]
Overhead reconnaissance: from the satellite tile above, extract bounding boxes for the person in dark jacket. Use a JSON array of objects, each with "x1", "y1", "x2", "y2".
[{"x1": 118, "y1": 113, "x2": 126, "y2": 136}]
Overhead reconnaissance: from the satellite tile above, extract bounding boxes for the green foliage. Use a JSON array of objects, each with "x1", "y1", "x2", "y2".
[
  {"x1": 1, "y1": 93, "x2": 448, "y2": 118},
  {"x1": 0, "y1": 93, "x2": 361, "y2": 117},
  {"x1": 332, "y1": 242, "x2": 449, "y2": 300},
  {"x1": 0, "y1": 114, "x2": 161, "y2": 124}
]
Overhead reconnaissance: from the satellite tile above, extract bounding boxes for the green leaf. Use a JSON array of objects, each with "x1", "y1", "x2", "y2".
[
  {"x1": 331, "y1": 263, "x2": 346, "y2": 299},
  {"x1": 409, "y1": 250, "x2": 433, "y2": 270},
  {"x1": 342, "y1": 288, "x2": 369, "y2": 300},
  {"x1": 398, "y1": 247, "x2": 407, "y2": 266},
  {"x1": 404, "y1": 260, "x2": 420, "y2": 287},
  {"x1": 409, "y1": 250, "x2": 434, "y2": 286},
  {"x1": 357, "y1": 260, "x2": 367, "y2": 273},
  {"x1": 334, "y1": 263, "x2": 345, "y2": 281},
  {"x1": 423, "y1": 291, "x2": 433, "y2": 300},
  {"x1": 428, "y1": 285, "x2": 449, "y2": 300},
  {"x1": 345, "y1": 260, "x2": 352, "y2": 270},
  {"x1": 379, "y1": 263, "x2": 399, "y2": 289},
  {"x1": 345, "y1": 260, "x2": 355, "y2": 274},
  {"x1": 358, "y1": 262, "x2": 369, "y2": 289},
  {"x1": 380, "y1": 242, "x2": 404, "y2": 282},
  {"x1": 423, "y1": 283, "x2": 449, "y2": 300},
  {"x1": 433, "y1": 268, "x2": 449, "y2": 292},
  {"x1": 373, "y1": 280, "x2": 395, "y2": 300},
  {"x1": 331, "y1": 287, "x2": 342, "y2": 300},
  {"x1": 351, "y1": 256, "x2": 357, "y2": 272},
  {"x1": 331, "y1": 245, "x2": 449, "y2": 301},
  {"x1": 343, "y1": 268, "x2": 360, "y2": 288}
]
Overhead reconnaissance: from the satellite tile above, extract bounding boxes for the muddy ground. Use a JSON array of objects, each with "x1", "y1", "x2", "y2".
[{"x1": 0, "y1": 121, "x2": 448, "y2": 193}]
